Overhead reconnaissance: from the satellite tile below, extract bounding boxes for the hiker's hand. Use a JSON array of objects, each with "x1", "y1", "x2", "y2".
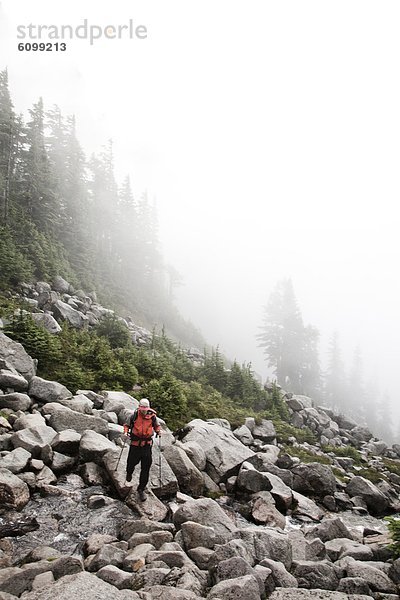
[
  {"x1": 156, "y1": 431, "x2": 161, "y2": 437},
  {"x1": 123, "y1": 424, "x2": 129, "y2": 435}
]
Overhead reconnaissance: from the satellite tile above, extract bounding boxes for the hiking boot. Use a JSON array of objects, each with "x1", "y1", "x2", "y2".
[
  {"x1": 138, "y1": 488, "x2": 147, "y2": 501},
  {"x1": 126, "y1": 473, "x2": 132, "y2": 482}
]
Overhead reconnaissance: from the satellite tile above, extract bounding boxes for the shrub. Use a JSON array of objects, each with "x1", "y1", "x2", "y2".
[{"x1": 385, "y1": 517, "x2": 400, "y2": 558}]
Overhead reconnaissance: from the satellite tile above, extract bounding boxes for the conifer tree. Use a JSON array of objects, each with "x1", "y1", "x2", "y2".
[
  {"x1": 324, "y1": 332, "x2": 347, "y2": 412},
  {"x1": 0, "y1": 69, "x2": 15, "y2": 225}
]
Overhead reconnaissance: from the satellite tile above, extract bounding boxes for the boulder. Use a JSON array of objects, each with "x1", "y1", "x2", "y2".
[
  {"x1": 251, "y1": 492, "x2": 286, "y2": 529},
  {"x1": 178, "y1": 441, "x2": 206, "y2": 471},
  {"x1": 343, "y1": 558, "x2": 398, "y2": 593},
  {"x1": 31, "y1": 313, "x2": 61, "y2": 335},
  {"x1": 263, "y1": 472, "x2": 293, "y2": 512},
  {"x1": 237, "y1": 461, "x2": 273, "y2": 493},
  {"x1": 13, "y1": 413, "x2": 45, "y2": 431},
  {"x1": 0, "y1": 467, "x2": 30, "y2": 509},
  {"x1": 58, "y1": 394, "x2": 93, "y2": 414},
  {"x1": 306, "y1": 518, "x2": 353, "y2": 542},
  {"x1": 52, "y1": 300, "x2": 87, "y2": 329},
  {"x1": 173, "y1": 498, "x2": 237, "y2": 544},
  {"x1": 162, "y1": 444, "x2": 204, "y2": 497},
  {"x1": 0, "y1": 332, "x2": 36, "y2": 380},
  {"x1": 180, "y1": 521, "x2": 217, "y2": 550},
  {"x1": 291, "y1": 463, "x2": 337, "y2": 497},
  {"x1": 346, "y1": 477, "x2": 390, "y2": 515},
  {"x1": 87, "y1": 544, "x2": 126, "y2": 572},
  {"x1": 51, "y1": 430, "x2": 81, "y2": 455},
  {"x1": 259, "y1": 558, "x2": 298, "y2": 587},
  {"x1": 325, "y1": 539, "x2": 373, "y2": 562},
  {"x1": 350, "y1": 426, "x2": 373, "y2": 443},
  {"x1": 101, "y1": 391, "x2": 138, "y2": 416},
  {"x1": 180, "y1": 419, "x2": 254, "y2": 483},
  {"x1": 28, "y1": 377, "x2": 72, "y2": 404},
  {"x1": 0, "y1": 369, "x2": 28, "y2": 392},
  {"x1": 22, "y1": 569, "x2": 141, "y2": 599},
  {"x1": 207, "y1": 574, "x2": 261, "y2": 599},
  {"x1": 292, "y1": 491, "x2": 325, "y2": 522},
  {"x1": 150, "y1": 586, "x2": 198, "y2": 600},
  {"x1": 52, "y1": 276, "x2": 71, "y2": 293},
  {"x1": 0, "y1": 393, "x2": 31, "y2": 411},
  {"x1": 233, "y1": 425, "x2": 254, "y2": 446},
  {"x1": 125, "y1": 488, "x2": 168, "y2": 522},
  {"x1": 0, "y1": 448, "x2": 31, "y2": 473},
  {"x1": 79, "y1": 430, "x2": 116, "y2": 464},
  {"x1": 291, "y1": 560, "x2": 339, "y2": 590},
  {"x1": 95, "y1": 565, "x2": 132, "y2": 589},
  {"x1": 239, "y1": 527, "x2": 292, "y2": 569},
  {"x1": 252, "y1": 419, "x2": 276, "y2": 443},
  {"x1": 11, "y1": 425, "x2": 57, "y2": 457},
  {"x1": 215, "y1": 556, "x2": 254, "y2": 582},
  {"x1": 51, "y1": 452, "x2": 77, "y2": 473},
  {"x1": 269, "y1": 589, "x2": 364, "y2": 599},
  {"x1": 46, "y1": 405, "x2": 108, "y2": 436}
]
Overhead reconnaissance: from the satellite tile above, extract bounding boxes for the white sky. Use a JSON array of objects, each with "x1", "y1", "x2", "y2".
[{"x1": 1, "y1": 1, "x2": 399, "y2": 416}]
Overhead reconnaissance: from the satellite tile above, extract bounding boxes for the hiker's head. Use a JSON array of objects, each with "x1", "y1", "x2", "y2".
[{"x1": 139, "y1": 398, "x2": 150, "y2": 412}]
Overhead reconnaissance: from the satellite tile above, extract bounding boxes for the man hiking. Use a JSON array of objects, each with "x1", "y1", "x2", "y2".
[{"x1": 123, "y1": 398, "x2": 161, "y2": 501}]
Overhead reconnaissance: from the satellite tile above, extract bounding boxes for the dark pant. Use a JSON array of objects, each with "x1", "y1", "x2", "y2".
[{"x1": 126, "y1": 444, "x2": 152, "y2": 490}]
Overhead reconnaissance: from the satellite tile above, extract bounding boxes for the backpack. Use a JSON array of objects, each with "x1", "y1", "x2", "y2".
[{"x1": 129, "y1": 408, "x2": 158, "y2": 443}]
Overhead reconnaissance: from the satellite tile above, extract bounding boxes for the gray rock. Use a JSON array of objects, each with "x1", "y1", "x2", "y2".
[
  {"x1": 239, "y1": 527, "x2": 292, "y2": 569},
  {"x1": 80, "y1": 462, "x2": 108, "y2": 486},
  {"x1": 119, "y1": 518, "x2": 175, "y2": 541},
  {"x1": 0, "y1": 332, "x2": 36, "y2": 380},
  {"x1": 162, "y1": 445, "x2": 204, "y2": 497},
  {"x1": 83, "y1": 533, "x2": 118, "y2": 556},
  {"x1": 58, "y1": 394, "x2": 93, "y2": 414},
  {"x1": 343, "y1": 558, "x2": 397, "y2": 593},
  {"x1": 123, "y1": 544, "x2": 155, "y2": 570},
  {"x1": 47, "y1": 405, "x2": 108, "y2": 436},
  {"x1": 22, "y1": 571, "x2": 141, "y2": 599},
  {"x1": 259, "y1": 558, "x2": 298, "y2": 587},
  {"x1": 332, "y1": 414, "x2": 358, "y2": 429},
  {"x1": 269, "y1": 590, "x2": 368, "y2": 599},
  {"x1": 13, "y1": 413, "x2": 45, "y2": 431},
  {"x1": 173, "y1": 498, "x2": 237, "y2": 544},
  {"x1": 29, "y1": 376, "x2": 72, "y2": 404},
  {"x1": 181, "y1": 521, "x2": 217, "y2": 550},
  {"x1": 252, "y1": 419, "x2": 276, "y2": 443},
  {"x1": 79, "y1": 430, "x2": 116, "y2": 464},
  {"x1": 149, "y1": 586, "x2": 198, "y2": 600},
  {"x1": 179, "y1": 441, "x2": 206, "y2": 471},
  {"x1": 215, "y1": 556, "x2": 254, "y2": 582},
  {"x1": 52, "y1": 300, "x2": 87, "y2": 329},
  {"x1": 251, "y1": 491, "x2": 286, "y2": 529},
  {"x1": 337, "y1": 577, "x2": 372, "y2": 595},
  {"x1": 0, "y1": 561, "x2": 53, "y2": 596},
  {"x1": 208, "y1": 539, "x2": 256, "y2": 569},
  {"x1": 207, "y1": 574, "x2": 261, "y2": 599},
  {"x1": 291, "y1": 560, "x2": 339, "y2": 590},
  {"x1": 53, "y1": 276, "x2": 71, "y2": 293},
  {"x1": 146, "y1": 550, "x2": 191, "y2": 568},
  {"x1": 51, "y1": 556, "x2": 84, "y2": 579},
  {"x1": 51, "y1": 452, "x2": 77, "y2": 473},
  {"x1": 325, "y1": 538, "x2": 373, "y2": 561},
  {"x1": 0, "y1": 467, "x2": 30, "y2": 509},
  {"x1": 233, "y1": 425, "x2": 254, "y2": 446},
  {"x1": 187, "y1": 547, "x2": 214, "y2": 570},
  {"x1": 11, "y1": 425, "x2": 57, "y2": 456},
  {"x1": 306, "y1": 518, "x2": 353, "y2": 542},
  {"x1": 161, "y1": 564, "x2": 208, "y2": 596},
  {"x1": 0, "y1": 369, "x2": 28, "y2": 392},
  {"x1": 180, "y1": 419, "x2": 254, "y2": 483},
  {"x1": 88, "y1": 544, "x2": 126, "y2": 572},
  {"x1": 237, "y1": 461, "x2": 273, "y2": 493},
  {"x1": 346, "y1": 477, "x2": 390, "y2": 515},
  {"x1": 36, "y1": 465, "x2": 57, "y2": 486},
  {"x1": 351, "y1": 426, "x2": 373, "y2": 443},
  {"x1": 96, "y1": 565, "x2": 132, "y2": 589},
  {"x1": 292, "y1": 491, "x2": 325, "y2": 522},
  {"x1": 0, "y1": 393, "x2": 31, "y2": 411},
  {"x1": 31, "y1": 313, "x2": 61, "y2": 334},
  {"x1": 263, "y1": 472, "x2": 293, "y2": 512},
  {"x1": 0, "y1": 447, "x2": 31, "y2": 473},
  {"x1": 125, "y1": 488, "x2": 168, "y2": 522},
  {"x1": 101, "y1": 391, "x2": 138, "y2": 416},
  {"x1": 51, "y1": 430, "x2": 81, "y2": 455},
  {"x1": 292, "y1": 462, "x2": 337, "y2": 497}
]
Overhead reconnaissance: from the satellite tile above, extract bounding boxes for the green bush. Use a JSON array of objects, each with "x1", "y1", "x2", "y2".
[
  {"x1": 385, "y1": 517, "x2": 400, "y2": 558},
  {"x1": 284, "y1": 445, "x2": 332, "y2": 465},
  {"x1": 273, "y1": 420, "x2": 316, "y2": 444},
  {"x1": 323, "y1": 445, "x2": 362, "y2": 465},
  {"x1": 95, "y1": 314, "x2": 130, "y2": 348}
]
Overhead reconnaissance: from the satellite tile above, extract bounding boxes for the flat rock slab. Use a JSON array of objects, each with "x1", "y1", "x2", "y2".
[
  {"x1": 269, "y1": 590, "x2": 372, "y2": 599},
  {"x1": 21, "y1": 571, "x2": 140, "y2": 599},
  {"x1": 0, "y1": 333, "x2": 36, "y2": 381},
  {"x1": 125, "y1": 489, "x2": 168, "y2": 521}
]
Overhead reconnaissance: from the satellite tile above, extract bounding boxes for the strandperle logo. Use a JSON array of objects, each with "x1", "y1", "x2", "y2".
[{"x1": 17, "y1": 19, "x2": 148, "y2": 45}]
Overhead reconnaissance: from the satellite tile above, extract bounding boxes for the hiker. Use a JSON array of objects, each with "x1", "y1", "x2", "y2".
[{"x1": 123, "y1": 398, "x2": 161, "y2": 501}]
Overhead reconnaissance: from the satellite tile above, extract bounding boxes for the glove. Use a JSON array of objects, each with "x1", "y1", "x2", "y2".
[{"x1": 123, "y1": 424, "x2": 129, "y2": 435}]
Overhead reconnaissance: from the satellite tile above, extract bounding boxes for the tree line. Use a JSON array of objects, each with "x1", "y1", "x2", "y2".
[
  {"x1": 258, "y1": 278, "x2": 395, "y2": 443},
  {"x1": 0, "y1": 68, "x2": 202, "y2": 349}
]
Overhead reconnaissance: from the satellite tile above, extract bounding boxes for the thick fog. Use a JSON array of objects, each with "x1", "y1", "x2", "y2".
[{"x1": 1, "y1": 1, "x2": 400, "y2": 427}]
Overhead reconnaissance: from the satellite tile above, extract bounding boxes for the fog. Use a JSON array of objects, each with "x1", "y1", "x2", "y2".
[{"x1": 1, "y1": 1, "x2": 400, "y2": 425}]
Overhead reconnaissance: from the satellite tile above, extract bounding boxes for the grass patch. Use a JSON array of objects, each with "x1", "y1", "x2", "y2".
[
  {"x1": 323, "y1": 445, "x2": 363, "y2": 465},
  {"x1": 273, "y1": 420, "x2": 316, "y2": 445},
  {"x1": 331, "y1": 467, "x2": 349, "y2": 483},
  {"x1": 0, "y1": 411, "x2": 9, "y2": 421},
  {"x1": 382, "y1": 458, "x2": 400, "y2": 478},
  {"x1": 357, "y1": 468, "x2": 388, "y2": 484},
  {"x1": 283, "y1": 445, "x2": 332, "y2": 465}
]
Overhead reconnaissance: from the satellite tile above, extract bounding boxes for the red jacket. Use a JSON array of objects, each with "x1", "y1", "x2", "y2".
[{"x1": 127, "y1": 408, "x2": 161, "y2": 446}]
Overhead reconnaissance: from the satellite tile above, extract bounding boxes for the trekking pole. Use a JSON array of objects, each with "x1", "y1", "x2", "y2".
[
  {"x1": 158, "y1": 433, "x2": 162, "y2": 487},
  {"x1": 115, "y1": 432, "x2": 128, "y2": 471}
]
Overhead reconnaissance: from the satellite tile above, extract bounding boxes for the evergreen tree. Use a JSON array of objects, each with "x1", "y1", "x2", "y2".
[
  {"x1": 0, "y1": 68, "x2": 16, "y2": 226},
  {"x1": 258, "y1": 279, "x2": 305, "y2": 392},
  {"x1": 324, "y1": 332, "x2": 347, "y2": 412}
]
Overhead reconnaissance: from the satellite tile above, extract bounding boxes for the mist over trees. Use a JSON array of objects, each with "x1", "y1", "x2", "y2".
[
  {"x1": 0, "y1": 68, "x2": 202, "y2": 348},
  {"x1": 258, "y1": 279, "x2": 396, "y2": 443}
]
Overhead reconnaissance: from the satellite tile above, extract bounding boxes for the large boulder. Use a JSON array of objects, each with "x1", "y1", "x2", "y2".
[
  {"x1": 0, "y1": 369, "x2": 28, "y2": 391},
  {"x1": 251, "y1": 419, "x2": 277, "y2": 443},
  {"x1": 237, "y1": 461, "x2": 273, "y2": 494},
  {"x1": 207, "y1": 574, "x2": 261, "y2": 600},
  {"x1": 79, "y1": 430, "x2": 116, "y2": 464},
  {"x1": 21, "y1": 571, "x2": 141, "y2": 599},
  {"x1": 31, "y1": 313, "x2": 62, "y2": 334},
  {"x1": 291, "y1": 560, "x2": 339, "y2": 590},
  {"x1": 0, "y1": 392, "x2": 31, "y2": 411},
  {"x1": 101, "y1": 391, "x2": 138, "y2": 417},
  {"x1": 0, "y1": 447, "x2": 31, "y2": 473},
  {"x1": 0, "y1": 333, "x2": 36, "y2": 380},
  {"x1": 269, "y1": 591, "x2": 366, "y2": 600},
  {"x1": 180, "y1": 419, "x2": 254, "y2": 483},
  {"x1": 162, "y1": 444, "x2": 204, "y2": 497},
  {"x1": 29, "y1": 376, "x2": 72, "y2": 404},
  {"x1": 11, "y1": 425, "x2": 57, "y2": 456},
  {"x1": 238, "y1": 527, "x2": 292, "y2": 569},
  {"x1": 173, "y1": 498, "x2": 237, "y2": 544},
  {"x1": 52, "y1": 300, "x2": 88, "y2": 329},
  {"x1": 306, "y1": 518, "x2": 353, "y2": 542},
  {"x1": 291, "y1": 463, "x2": 336, "y2": 497},
  {"x1": 45, "y1": 405, "x2": 108, "y2": 436},
  {"x1": 346, "y1": 477, "x2": 390, "y2": 515},
  {"x1": 0, "y1": 467, "x2": 30, "y2": 509},
  {"x1": 292, "y1": 491, "x2": 325, "y2": 522}
]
